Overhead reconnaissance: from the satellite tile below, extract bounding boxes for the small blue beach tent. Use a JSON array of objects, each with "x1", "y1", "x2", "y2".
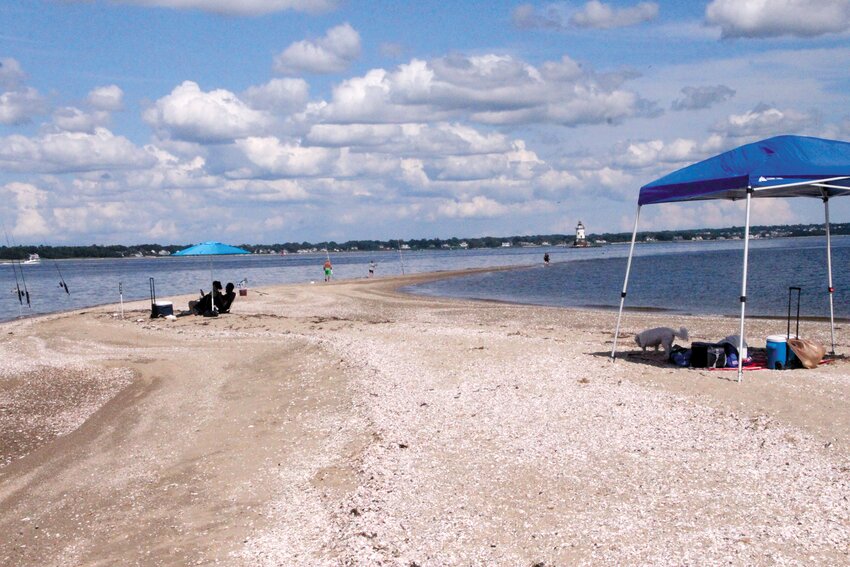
[{"x1": 612, "y1": 135, "x2": 850, "y2": 381}]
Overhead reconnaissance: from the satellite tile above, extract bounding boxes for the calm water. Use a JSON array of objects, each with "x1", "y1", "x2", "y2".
[
  {"x1": 2, "y1": 236, "x2": 848, "y2": 322},
  {"x1": 0, "y1": 247, "x2": 564, "y2": 322},
  {"x1": 405, "y1": 235, "x2": 850, "y2": 320}
]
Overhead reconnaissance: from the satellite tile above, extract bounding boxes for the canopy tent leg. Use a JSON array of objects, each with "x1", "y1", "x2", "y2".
[
  {"x1": 737, "y1": 189, "x2": 753, "y2": 383},
  {"x1": 823, "y1": 195, "x2": 836, "y2": 355},
  {"x1": 611, "y1": 204, "x2": 641, "y2": 361}
]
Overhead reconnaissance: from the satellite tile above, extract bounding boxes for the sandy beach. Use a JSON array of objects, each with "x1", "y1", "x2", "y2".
[{"x1": 1, "y1": 270, "x2": 849, "y2": 566}]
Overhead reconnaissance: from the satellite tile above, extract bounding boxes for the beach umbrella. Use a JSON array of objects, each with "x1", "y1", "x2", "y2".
[
  {"x1": 173, "y1": 242, "x2": 251, "y2": 256},
  {"x1": 173, "y1": 241, "x2": 250, "y2": 313}
]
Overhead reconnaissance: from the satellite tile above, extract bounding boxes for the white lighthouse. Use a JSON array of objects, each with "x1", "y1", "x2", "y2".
[{"x1": 574, "y1": 220, "x2": 588, "y2": 247}]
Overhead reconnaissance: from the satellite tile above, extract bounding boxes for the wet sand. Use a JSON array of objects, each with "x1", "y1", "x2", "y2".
[{"x1": 1, "y1": 270, "x2": 848, "y2": 565}]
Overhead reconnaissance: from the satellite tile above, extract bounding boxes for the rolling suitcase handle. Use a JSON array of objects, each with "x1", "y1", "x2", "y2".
[
  {"x1": 786, "y1": 286, "x2": 801, "y2": 367},
  {"x1": 149, "y1": 277, "x2": 157, "y2": 319},
  {"x1": 786, "y1": 286, "x2": 801, "y2": 340}
]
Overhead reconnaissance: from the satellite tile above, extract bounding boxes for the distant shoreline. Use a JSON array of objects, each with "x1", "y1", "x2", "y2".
[{"x1": 2, "y1": 227, "x2": 848, "y2": 261}]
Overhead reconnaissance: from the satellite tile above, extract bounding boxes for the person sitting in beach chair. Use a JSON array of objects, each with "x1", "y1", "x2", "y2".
[
  {"x1": 216, "y1": 282, "x2": 236, "y2": 313},
  {"x1": 190, "y1": 281, "x2": 223, "y2": 315}
]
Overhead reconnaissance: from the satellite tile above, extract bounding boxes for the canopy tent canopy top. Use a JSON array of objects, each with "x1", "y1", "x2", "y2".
[
  {"x1": 639, "y1": 135, "x2": 850, "y2": 206},
  {"x1": 613, "y1": 135, "x2": 850, "y2": 381}
]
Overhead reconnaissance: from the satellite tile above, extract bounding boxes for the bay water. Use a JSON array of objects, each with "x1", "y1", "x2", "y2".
[
  {"x1": 404, "y1": 235, "x2": 850, "y2": 320},
  {"x1": 2, "y1": 236, "x2": 848, "y2": 323}
]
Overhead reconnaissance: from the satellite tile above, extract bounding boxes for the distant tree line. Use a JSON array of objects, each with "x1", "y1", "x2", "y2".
[
  {"x1": 2, "y1": 222, "x2": 849, "y2": 260},
  {"x1": 0, "y1": 243, "x2": 187, "y2": 260}
]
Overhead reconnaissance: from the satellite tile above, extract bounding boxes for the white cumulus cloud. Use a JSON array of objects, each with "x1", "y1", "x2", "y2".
[
  {"x1": 51, "y1": 106, "x2": 111, "y2": 133},
  {"x1": 0, "y1": 87, "x2": 47, "y2": 125},
  {"x1": 225, "y1": 178, "x2": 310, "y2": 202},
  {"x1": 87, "y1": 85, "x2": 124, "y2": 111},
  {"x1": 436, "y1": 196, "x2": 509, "y2": 219},
  {"x1": 236, "y1": 136, "x2": 337, "y2": 176},
  {"x1": 0, "y1": 57, "x2": 25, "y2": 89},
  {"x1": 512, "y1": 3, "x2": 564, "y2": 29},
  {"x1": 311, "y1": 53, "x2": 655, "y2": 127},
  {"x1": 274, "y1": 23, "x2": 361, "y2": 75},
  {"x1": 242, "y1": 78, "x2": 309, "y2": 112},
  {"x1": 0, "y1": 59, "x2": 47, "y2": 125},
  {"x1": 570, "y1": 1, "x2": 660, "y2": 29},
  {"x1": 0, "y1": 128, "x2": 155, "y2": 173},
  {"x1": 671, "y1": 85, "x2": 736, "y2": 111},
  {"x1": 143, "y1": 81, "x2": 271, "y2": 143},
  {"x1": 2, "y1": 182, "x2": 50, "y2": 237},
  {"x1": 713, "y1": 104, "x2": 816, "y2": 137},
  {"x1": 610, "y1": 135, "x2": 727, "y2": 172},
  {"x1": 306, "y1": 122, "x2": 512, "y2": 156},
  {"x1": 706, "y1": 0, "x2": 850, "y2": 38},
  {"x1": 513, "y1": 1, "x2": 659, "y2": 30}
]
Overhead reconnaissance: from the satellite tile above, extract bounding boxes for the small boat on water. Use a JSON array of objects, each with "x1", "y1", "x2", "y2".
[{"x1": 0, "y1": 253, "x2": 40, "y2": 266}]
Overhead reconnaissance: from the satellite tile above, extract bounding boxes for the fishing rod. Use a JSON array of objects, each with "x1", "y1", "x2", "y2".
[
  {"x1": 55, "y1": 260, "x2": 70, "y2": 295},
  {"x1": 14, "y1": 251, "x2": 31, "y2": 309},
  {"x1": 2, "y1": 224, "x2": 26, "y2": 313},
  {"x1": 7, "y1": 231, "x2": 31, "y2": 309},
  {"x1": 12, "y1": 257, "x2": 25, "y2": 306}
]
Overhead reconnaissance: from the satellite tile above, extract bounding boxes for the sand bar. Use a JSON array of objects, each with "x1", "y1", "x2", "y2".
[{"x1": 1, "y1": 270, "x2": 849, "y2": 565}]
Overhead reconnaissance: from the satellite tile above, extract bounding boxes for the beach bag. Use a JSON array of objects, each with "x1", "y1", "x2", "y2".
[
  {"x1": 690, "y1": 342, "x2": 726, "y2": 368},
  {"x1": 668, "y1": 345, "x2": 691, "y2": 367},
  {"x1": 787, "y1": 338, "x2": 826, "y2": 369}
]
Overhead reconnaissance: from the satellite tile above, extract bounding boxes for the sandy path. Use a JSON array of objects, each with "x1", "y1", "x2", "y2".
[{"x1": 1, "y1": 272, "x2": 849, "y2": 565}]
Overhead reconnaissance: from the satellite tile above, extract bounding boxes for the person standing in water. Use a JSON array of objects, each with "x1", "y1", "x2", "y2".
[
  {"x1": 368, "y1": 260, "x2": 376, "y2": 278},
  {"x1": 543, "y1": 252, "x2": 550, "y2": 266},
  {"x1": 323, "y1": 259, "x2": 333, "y2": 282}
]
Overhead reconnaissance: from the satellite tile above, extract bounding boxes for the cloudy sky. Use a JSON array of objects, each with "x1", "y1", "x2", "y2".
[{"x1": 2, "y1": 0, "x2": 850, "y2": 245}]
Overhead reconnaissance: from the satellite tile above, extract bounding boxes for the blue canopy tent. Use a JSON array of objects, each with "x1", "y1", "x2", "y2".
[
  {"x1": 611, "y1": 135, "x2": 850, "y2": 381},
  {"x1": 173, "y1": 241, "x2": 250, "y2": 314}
]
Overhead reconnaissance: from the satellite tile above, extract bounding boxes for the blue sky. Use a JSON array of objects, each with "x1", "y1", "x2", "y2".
[{"x1": 2, "y1": 0, "x2": 850, "y2": 244}]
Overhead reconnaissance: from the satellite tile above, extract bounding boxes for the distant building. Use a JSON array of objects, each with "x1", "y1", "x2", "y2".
[
  {"x1": 501, "y1": 242, "x2": 512, "y2": 247},
  {"x1": 574, "y1": 221, "x2": 588, "y2": 247},
  {"x1": 459, "y1": 241, "x2": 468, "y2": 249}
]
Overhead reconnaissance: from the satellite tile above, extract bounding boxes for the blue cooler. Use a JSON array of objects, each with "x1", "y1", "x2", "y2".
[{"x1": 766, "y1": 334, "x2": 797, "y2": 370}]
